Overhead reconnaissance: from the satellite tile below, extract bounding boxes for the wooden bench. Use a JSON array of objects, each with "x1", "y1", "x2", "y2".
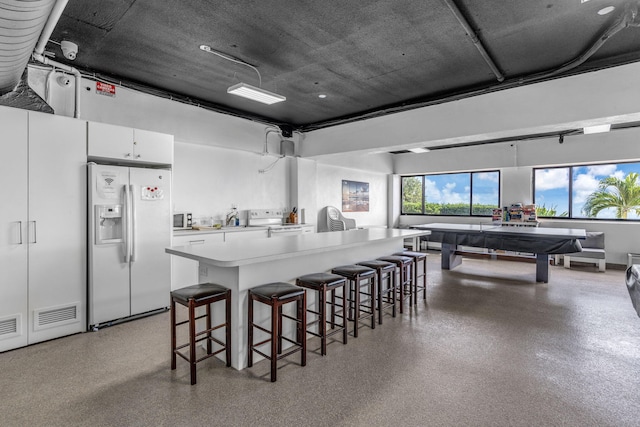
[{"x1": 556, "y1": 231, "x2": 606, "y2": 272}]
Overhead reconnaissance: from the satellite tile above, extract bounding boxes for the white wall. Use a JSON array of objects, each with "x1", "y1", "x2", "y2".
[
  {"x1": 315, "y1": 163, "x2": 388, "y2": 228},
  {"x1": 173, "y1": 142, "x2": 289, "y2": 225}
]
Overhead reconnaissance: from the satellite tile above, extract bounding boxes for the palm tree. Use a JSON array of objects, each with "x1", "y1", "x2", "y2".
[{"x1": 582, "y1": 172, "x2": 640, "y2": 219}]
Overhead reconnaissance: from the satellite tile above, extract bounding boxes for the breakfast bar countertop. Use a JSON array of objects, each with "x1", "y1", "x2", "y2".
[{"x1": 166, "y1": 228, "x2": 430, "y2": 267}]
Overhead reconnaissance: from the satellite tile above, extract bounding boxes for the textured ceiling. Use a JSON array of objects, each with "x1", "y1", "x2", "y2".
[{"x1": 46, "y1": 0, "x2": 640, "y2": 131}]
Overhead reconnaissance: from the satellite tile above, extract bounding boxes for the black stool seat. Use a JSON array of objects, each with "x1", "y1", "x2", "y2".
[
  {"x1": 394, "y1": 251, "x2": 428, "y2": 305},
  {"x1": 332, "y1": 265, "x2": 376, "y2": 279},
  {"x1": 297, "y1": 272, "x2": 346, "y2": 289},
  {"x1": 378, "y1": 255, "x2": 412, "y2": 265},
  {"x1": 378, "y1": 255, "x2": 412, "y2": 313},
  {"x1": 170, "y1": 282, "x2": 231, "y2": 385},
  {"x1": 331, "y1": 265, "x2": 376, "y2": 337},
  {"x1": 358, "y1": 260, "x2": 397, "y2": 324},
  {"x1": 250, "y1": 282, "x2": 306, "y2": 300},
  {"x1": 297, "y1": 273, "x2": 348, "y2": 355},
  {"x1": 358, "y1": 260, "x2": 396, "y2": 270},
  {"x1": 171, "y1": 283, "x2": 228, "y2": 303},
  {"x1": 248, "y1": 282, "x2": 306, "y2": 382}
]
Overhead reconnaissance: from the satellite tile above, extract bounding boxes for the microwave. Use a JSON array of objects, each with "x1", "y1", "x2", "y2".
[{"x1": 173, "y1": 212, "x2": 192, "y2": 229}]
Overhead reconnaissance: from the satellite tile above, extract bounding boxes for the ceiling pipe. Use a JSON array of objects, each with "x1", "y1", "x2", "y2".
[
  {"x1": 32, "y1": 52, "x2": 81, "y2": 118},
  {"x1": 524, "y1": 2, "x2": 640, "y2": 82},
  {"x1": 0, "y1": 0, "x2": 57, "y2": 95},
  {"x1": 30, "y1": 0, "x2": 82, "y2": 118},
  {"x1": 33, "y1": 0, "x2": 68, "y2": 55},
  {"x1": 443, "y1": 0, "x2": 505, "y2": 82}
]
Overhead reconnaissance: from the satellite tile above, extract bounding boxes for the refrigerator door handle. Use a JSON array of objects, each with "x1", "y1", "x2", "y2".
[
  {"x1": 123, "y1": 185, "x2": 131, "y2": 263},
  {"x1": 130, "y1": 184, "x2": 136, "y2": 262}
]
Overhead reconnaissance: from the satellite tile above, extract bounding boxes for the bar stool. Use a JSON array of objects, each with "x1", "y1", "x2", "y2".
[
  {"x1": 357, "y1": 260, "x2": 397, "y2": 324},
  {"x1": 170, "y1": 283, "x2": 231, "y2": 385},
  {"x1": 248, "y1": 282, "x2": 307, "y2": 382},
  {"x1": 394, "y1": 250, "x2": 428, "y2": 304},
  {"x1": 377, "y1": 255, "x2": 412, "y2": 313},
  {"x1": 296, "y1": 273, "x2": 348, "y2": 355},
  {"x1": 331, "y1": 265, "x2": 376, "y2": 337}
]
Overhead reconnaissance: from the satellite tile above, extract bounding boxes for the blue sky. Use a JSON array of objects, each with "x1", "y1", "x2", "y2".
[
  {"x1": 535, "y1": 162, "x2": 640, "y2": 219},
  {"x1": 425, "y1": 171, "x2": 499, "y2": 205}
]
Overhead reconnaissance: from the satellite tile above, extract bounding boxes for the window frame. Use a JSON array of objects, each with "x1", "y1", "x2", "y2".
[
  {"x1": 401, "y1": 169, "x2": 501, "y2": 217},
  {"x1": 533, "y1": 161, "x2": 640, "y2": 222}
]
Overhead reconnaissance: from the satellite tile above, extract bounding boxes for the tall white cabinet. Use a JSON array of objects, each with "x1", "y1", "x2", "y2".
[{"x1": 0, "y1": 107, "x2": 86, "y2": 352}]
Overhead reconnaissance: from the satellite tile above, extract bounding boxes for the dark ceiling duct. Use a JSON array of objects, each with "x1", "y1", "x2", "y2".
[{"x1": 0, "y1": 0, "x2": 57, "y2": 95}]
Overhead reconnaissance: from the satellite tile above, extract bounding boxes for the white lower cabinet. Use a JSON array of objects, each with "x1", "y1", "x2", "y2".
[
  {"x1": 171, "y1": 233, "x2": 224, "y2": 290},
  {"x1": 224, "y1": 229, "x2": 269, "y2": 242},
  {"x1": 0, "y1": 108, "x2": 86, "y2": 352}
]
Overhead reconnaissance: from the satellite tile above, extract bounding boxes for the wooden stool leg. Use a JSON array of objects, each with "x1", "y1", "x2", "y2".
[
  {"x1": 206, "y1": 302, "x2": 212, "y2": 354},
  {"x1": 170, "y1": 298, "x2": 177, "y2": 370},
  {"x1": 225, "y1": 290, "x2": 232, "y2": 367},
  {"x1": 247, "y1": 295, "x2": 254, "y2": 368},
  {"x1": 391, "y1": 272, "x2": 397, "y2": 317},
  {"x1": 330, "y1": 288, "x2": 336, "y2": 330},
  {"x1": 271, "y1": 301, "x2": 279, "y2": 383},
  {"x1": 354, "y1": 277, "x2": 360, "y2": 338},
  {"x1": 378, "y1": 271, "x2": 383, "y2": 325},
  {"x1": 370, "y1": 275, "x2": 376, "y2": 329},
  {"x1": 319, "y1": 287, "x2": 326, "y2": 355},
  {"x1": 341, "y1": 283, "x2": 348, "y2": 344},
  {"x1": 188, "y1": 299, "x2": 197, "y2": 385},
  {"x1": 277, "y1": 305, "x2": 283, "y2": 354},
  {"x1": 301, "y1": 292, "x2": 307, "y2": 367}
]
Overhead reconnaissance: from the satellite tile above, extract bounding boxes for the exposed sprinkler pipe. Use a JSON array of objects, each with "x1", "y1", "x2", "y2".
[
  {"x1": 443, "y1": 0, "x2": 505, "y2": 82},
  {"x1": 31, "y1": 0, "x2": 82, "y2": 118},
  {"x1": 33, "y1": 53, "x2": 81, "y2": 118},
  {"x1": 33, "y1": 0, "x2": 69, "y2": 56},
  {"x1": 527, "y1": 2, "x2": 640, "y2": 81}
]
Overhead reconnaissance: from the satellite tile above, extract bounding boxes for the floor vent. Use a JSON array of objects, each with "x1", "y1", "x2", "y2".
[
  {"x1": 33, "y1": 303, "x2": 80, "y2": 331},
  {"x1": 0, "y1": 315, "x2": 20, "y2": 340}
]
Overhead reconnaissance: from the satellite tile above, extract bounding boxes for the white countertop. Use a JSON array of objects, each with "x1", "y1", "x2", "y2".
[
  {"x1": 173, "y1": 224, "x2": 315, "y2": 236},
  {"x1": 166, "y1": 228, "x2": 430, "y2": 267}
]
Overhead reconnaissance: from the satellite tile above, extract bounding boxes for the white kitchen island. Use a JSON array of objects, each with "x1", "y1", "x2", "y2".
[{"x1": 166, "y1": 228, "x2": 430, "y2": 369}]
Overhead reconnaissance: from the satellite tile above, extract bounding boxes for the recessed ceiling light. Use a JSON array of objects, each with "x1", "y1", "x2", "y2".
[
  {"x1": 409, "y1": 147, "x2": 430, "y2": 153},
  {"x1": 598, "y1": 6, "x2": 615, "y2": 15},
  {"x1": 318, "y1": 94, "x2": 327, "y2": 98},
  {"x1": 583, "y1": 124, "x2": 611, "y2": 134}
]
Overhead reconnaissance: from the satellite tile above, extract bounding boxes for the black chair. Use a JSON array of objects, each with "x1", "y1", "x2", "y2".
[
  {"x1": 331, "y1": 265, "x2": 376, "y2": 337},
  {"x1": 248, "y1": 282, "x2": 306, "y2": 382},
  {"x1": 170, "y1": 283, "x2": 231, "y2": 385},
  {"x1": 296, "y1": 273, "x2": 348, "y2": 355},
  {"x1": 357, "y1": 260, "x2": 397, "y2": 324}
]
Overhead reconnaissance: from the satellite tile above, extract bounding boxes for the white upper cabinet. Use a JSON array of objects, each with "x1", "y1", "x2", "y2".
[{"x1": 87, "y1": 121, "x2": 173, "y2": 165}]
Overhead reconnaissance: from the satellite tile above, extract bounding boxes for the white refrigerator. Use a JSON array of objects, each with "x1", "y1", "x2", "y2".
[{"x1": 88, "y1": 163, "x2": 171, "y2": 330}]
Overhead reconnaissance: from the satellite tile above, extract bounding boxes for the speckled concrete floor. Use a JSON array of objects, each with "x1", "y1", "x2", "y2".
[{"x1": 1, "y1": 253, "x2": 639, "y2": 427}]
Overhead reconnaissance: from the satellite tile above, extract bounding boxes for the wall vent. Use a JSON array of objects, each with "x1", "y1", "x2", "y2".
[
  {"x1": 33, "y1": 303, "x2": 80, "y2": 331},
  {"x1": 0, "y1": 314, "x2": 21, "y2": 340}
]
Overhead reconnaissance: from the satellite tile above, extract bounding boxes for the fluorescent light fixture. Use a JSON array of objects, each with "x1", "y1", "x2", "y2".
[
  {"x1": 583, "y1": 124, "x2": 611, "y2": 134},
  {"x1": 409, "y1": 147, "x2": 430, "y2": 153},
  {"x1": 227, "y1": 82, "x2": 286, "y2": 105}
]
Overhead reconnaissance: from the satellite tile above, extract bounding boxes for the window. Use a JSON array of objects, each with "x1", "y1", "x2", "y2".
[
  {"x1": 534, "y1": 161, "x2": 640, "y2": 220},
  {"x1": 401, "y1": 170, "x2": 500, "y2": 216}
]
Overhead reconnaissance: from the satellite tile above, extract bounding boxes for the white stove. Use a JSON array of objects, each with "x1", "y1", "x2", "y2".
[{"x1": 248, "y1": 209, "x2": 313, "y2": 237}]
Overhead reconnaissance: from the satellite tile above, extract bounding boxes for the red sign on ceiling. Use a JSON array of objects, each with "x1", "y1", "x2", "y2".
[{"x1": 96, "y1": 81, "x2": 116, "y2": 97}]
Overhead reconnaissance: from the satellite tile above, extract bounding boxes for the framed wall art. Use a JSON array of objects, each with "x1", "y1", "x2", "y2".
[{"x1": 342, "y1": 180, "x2": 369, "y2": 212}]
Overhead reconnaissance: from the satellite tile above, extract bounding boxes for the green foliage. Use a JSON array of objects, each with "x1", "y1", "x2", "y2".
[
  {"x1": 582, "y1": 172, "x2": 640, "y2": 219},
  {"x1": 536, "y1": 204, "x2": 568, "y2": 217},
  {"x1": 423, "y1": 202, "x2": 497, "y2": 216},
  {"x1": 401, "y1": 177, "x2": 423, "y2": 213}
]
